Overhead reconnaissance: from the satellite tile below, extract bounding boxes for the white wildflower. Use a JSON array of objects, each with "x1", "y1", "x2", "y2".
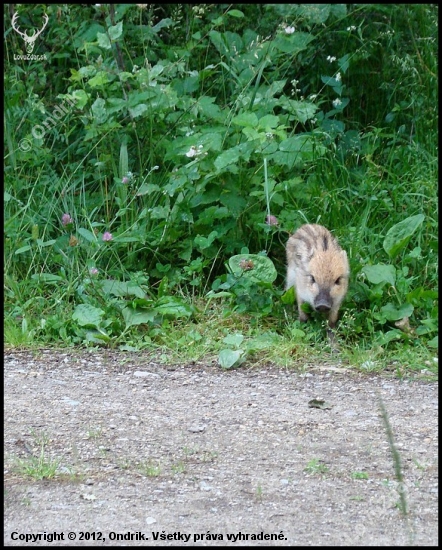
[
  {"x1": 335, "y1": 72, "x2": 342, "y2": 82},
  {"x1": 185, "y1": 145, "x2": 204, "y2": 158},
  {"x1": 309, "y1": 94, "x2": 318, "y2": 101},
  {"x1": 347, "y1": 26, "x2": 357, "y2": 32},
  {"x1": 285, "y1": 26, "x2": 295, "y2": 34},
  {"x1": 326, "y1": 56, "x2": 336, "y2": 63},
  {"x1": 332, "y1": 98, "x2": 342, "y2": 108}
]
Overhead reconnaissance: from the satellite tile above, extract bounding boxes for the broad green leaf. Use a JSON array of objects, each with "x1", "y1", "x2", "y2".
[
  {"x1": 35, "y1": 239, "x2": 56, "y2": 248},
  {"x1": 85, "y1": 330, "x2": 111, "y2": 344},
  {"x1": 222, "y1": 333, "x2": 244, "y2": 347},
  {"x1": 227, "y1": 9, "x2": 244, "y2": 18},
  {"x1": 154, "y1": 297, "x2": 193, "y2": 318},
  {"x1": 129, "y1": 104, "x2": 148, "y2": 118},
  {"x1": 108, "y1": 22, "x2": 123, "y2": 41},
  {"x1": 279, "y1": 135, "x2": 314, "y2": 153},
  {"x1": 232, "y1": 112, "x2": 258, "y2": 127},
  {"x1": 91, "y1": 98, "x2": 107, "y2": 123},
  {"x1": 362, "y1": 264, "x2": 396, "y2": 287},
  {"x1": 380, "y1": 302, "x2": 414, "y2": 321},
  {"x1": 152, "y1": 18, "x2": 173, "y2": 33},
  {"x1": 273, "y1": 32, "x2": 315, "y2": 54},
  {"x1": 229, "y1": 254, "x2": 277, "y2": 283},
  {"x1": 383, "y1": 214, "x2": 425, "y2": 259},
  {"x1": 194, "y1": 231, "x2": 218, "y2": 250},
  {"x1": 218, "y1": 348, "x2": 245, "y2": 369},
  {"x1": 258, "y1": 114, "x2": 280, "y2": 129},
  {"x1": 321, "y1": 75, "x2": 342, "y2": 87},
  {"x1": 280, "y1": 98, "x2": 318, "y2": 124},
  {"x1": 149, "y1": 205, "x2": 170, "y2": 219},
  {"x1": 101, "y1": 280, "x2": 146, "y2": 299},
  {"x1": 209, "y1": 30, "x2": 228, "y2": 56},
  {"x1": 15, "y1": 245, "x2": 32, "y2": 255},
  {"x1": 122, "y1": 307, "x2": 156, "y2": 328},
  {"x1": 427, "y1": 336, "x2": 438, "y2": 348},
  {"x1": 136, "y1": 182, "x2": 160, "y2": 196},
  {"x1": 72, "y1": 304, "x2": 104, "y2": 328},
  {"x1": 330, "y1": 4, "x2": 347, "y2": 18},
  {"x1": 214, "y1": 147, "x2": 240, "y2": 171},
  {"x1": 97, "y1": 32, "x2": 111, "y2": 49},
  {"x1": 281, "y1": 286, "x2": 295, "y2": 305},
  {"x1": 30, "y1": 273, "x2": 63, "y2": 282},
  {"x1": 69, "y1": 89, "x2": 89, "y2": 109},
  {"x1": 297, "y1": 4, "x2": 330, "y2": 24},
  {"x1": 88, "y1": 71, "x2": 109, "y2": 88},
  {"x1": 77, "y1": 228, "x2": 97, "y2": 243}
]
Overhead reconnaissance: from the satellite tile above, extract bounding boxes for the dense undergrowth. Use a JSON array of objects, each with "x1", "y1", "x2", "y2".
[{"x1": 4, "y1": 4, "x2": 438, "y2": 373}]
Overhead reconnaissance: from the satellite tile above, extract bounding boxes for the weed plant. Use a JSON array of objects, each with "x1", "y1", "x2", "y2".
[{"x1": 4, "y1": 4, "x2": 438, "y2": 372}]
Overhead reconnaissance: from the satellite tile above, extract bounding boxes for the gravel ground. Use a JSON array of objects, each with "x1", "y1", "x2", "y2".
[{"x1": 4, "y1": 349, "x2": 438, "y2": 546}]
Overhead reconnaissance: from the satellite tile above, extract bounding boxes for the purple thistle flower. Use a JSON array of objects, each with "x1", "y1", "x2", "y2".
[
  {"x1": 122, "y1": 176, "x2": 130, "y2": 184},
  {"x1": 89, "y1": 267, "x2": 99, "y2": 276},
  {"x1": 102, "y1": 231, "x2": 113, "y2": 242}
]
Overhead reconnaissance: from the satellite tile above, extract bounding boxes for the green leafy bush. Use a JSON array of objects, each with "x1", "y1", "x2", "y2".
[{"x1": 4, "y1": 4, "x2": 438, "y2": 356}]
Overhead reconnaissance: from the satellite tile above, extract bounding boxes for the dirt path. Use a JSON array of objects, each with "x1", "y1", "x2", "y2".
[{"x1": 4, "y1": 349, "x2": 438, "y2": 546}]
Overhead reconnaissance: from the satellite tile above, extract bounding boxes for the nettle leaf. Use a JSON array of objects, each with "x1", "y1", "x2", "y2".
[
  {"x1": 280, "y1": 98, "x2": 318, "y2": 124},
  {"x1": 232, "y1": 112, "x2": 259, "y2": 127},
  {"x1": 213, "y1": 149, "x2": 238, "y2": 171},
  {"x1": 128, "y1": 104, "x2": 148, "y2": 118},
  {"x1": 88, "y1": 71, "x2": 109, "y2": 88},
  {"x1": 152, "y1": 18, "x2": 173, "y2": 33},
  {"x1": 69, "y1": 89, "x2": 89, "y2": 109},
  {"x1": 258, "y1": 114, "x2": 280, "y2": 129},
  {"x1": 362, "y1": 264, "x2": 396, "y2": 287},
  {"x1": 218, "y1": 348, "x2": 245, "y2": 369},
  {"x1": 229, "y1": 254, "x2": 277, "y2": 284},
  {"x1": 72, "y1": 304, "x2": 104, "y2": 328},
  {"x1": 97, "y1": 32, "x2": 111, "y2": 49},
  {"x1": 108, "y1": 22, "x2": 123, "y2": 41},
  {"x1": 274, "y1": 32, "x2": 315, "y2": 55},
  {"x1": 91, "y1": 98, "x2": 107, "y2": 123},
  {"x1": 209, "y1": 30, "x2": 228, "y2": 56},
  {"x1": 297, "y1": 4, "x2": 330, "y2": 24},
  {"x1": 279, "y1": 135, "x2": 312, "y2": 153},
  {"x1": 149, "y1": 205, "x2": 170, "y2": 219},
  {"x1": 214, "y1": 143, "x2": 255, "y2": 172},
  {"x1": 383, "y1": 214, "x2": 425, "y2": 259}
]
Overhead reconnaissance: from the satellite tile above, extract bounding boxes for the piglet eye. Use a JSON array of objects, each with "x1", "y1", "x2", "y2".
[
  {"x1": 335, "y1": 277, "x2": 341, "y2": 285},
  {"x1": 310, "y1": 275, "x2": 316, "y2": 284}
]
